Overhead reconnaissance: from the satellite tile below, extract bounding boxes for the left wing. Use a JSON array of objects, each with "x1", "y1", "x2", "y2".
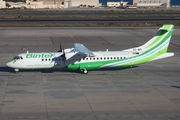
[{"x1": 73, "y1": 43, "x2": 95, "y2": 57}]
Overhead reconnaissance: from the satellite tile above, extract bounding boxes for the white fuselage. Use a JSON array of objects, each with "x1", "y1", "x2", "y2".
[{"x1": 6, "y1": 50, "x2": 135, "y2": 69}]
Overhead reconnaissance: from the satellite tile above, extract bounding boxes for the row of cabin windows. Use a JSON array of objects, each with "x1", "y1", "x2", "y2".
[
  {"x1": 42, "y1": 58, "x2": 64, "y2": 61},
  {"x1": 84, "y1": 56, "x2": 126, "y2": 60},
  {"x1": 41, "y1": 57, "x2": 127, "y2": 62}
]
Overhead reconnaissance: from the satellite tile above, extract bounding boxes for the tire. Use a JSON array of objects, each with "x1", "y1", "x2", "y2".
[{"x1": 82, "y1": 69, "x2": 88, "y2": 74}]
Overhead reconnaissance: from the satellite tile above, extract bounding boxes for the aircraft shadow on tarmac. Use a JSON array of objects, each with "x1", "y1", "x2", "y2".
[
  {"x1": 171, "y1": 86, "x2": 180, "y2": 89},
  {"x1": 0, "y1": 66, "x2": 138, "y2": 74}
]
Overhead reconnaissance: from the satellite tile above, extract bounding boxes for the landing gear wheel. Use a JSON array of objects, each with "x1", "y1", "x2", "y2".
[
  {"x1": 14, "y1": 68, "x2": 19, "y2": 74},
  {"x1": 80, "y1": 69, "x2": 88, "y2": 74}
]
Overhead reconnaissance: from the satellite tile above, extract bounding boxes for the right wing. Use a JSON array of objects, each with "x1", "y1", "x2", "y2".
[{"x1": 73, "y1": 43, "x2": 95, "y2": 57}]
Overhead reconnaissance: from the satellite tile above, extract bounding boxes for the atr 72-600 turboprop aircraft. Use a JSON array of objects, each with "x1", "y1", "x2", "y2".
[{"x1": 6, "y1": 24, "x2": 174, "y2": 74}]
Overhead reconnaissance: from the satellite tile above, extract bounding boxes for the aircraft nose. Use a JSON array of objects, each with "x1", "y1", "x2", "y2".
[{"x1": 6, "y1": 62, "x2": 11, "y2": 67}]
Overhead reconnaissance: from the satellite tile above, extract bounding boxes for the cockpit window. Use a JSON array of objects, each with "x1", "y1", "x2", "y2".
[
  {"x1": 13, "y1": 56, "x2": 19, "y2": 59},
  {"x1": 13, "y1": 56, "x2": 23, "y2": 60}
]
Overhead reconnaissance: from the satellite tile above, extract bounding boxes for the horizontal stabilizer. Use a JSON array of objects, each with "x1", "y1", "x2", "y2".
[{"x1": 151, "y1": 53, "x2": 174, "y2": 61}]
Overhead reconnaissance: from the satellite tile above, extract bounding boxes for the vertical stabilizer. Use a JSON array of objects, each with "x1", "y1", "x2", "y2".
[
  {"x1": 139, "y1": 24, "x2": 174, "y2": 53},
  {"x1": 122, "y1": 24, "x2": 174, "y2": 65}
]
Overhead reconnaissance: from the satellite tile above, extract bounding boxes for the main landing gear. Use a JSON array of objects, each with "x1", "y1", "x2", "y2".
[{"x1": 80, "y1": 69, "x2": 88, "y2": 74}]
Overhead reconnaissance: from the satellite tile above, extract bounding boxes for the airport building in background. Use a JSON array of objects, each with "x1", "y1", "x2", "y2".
[
  {"x1": 0, "y1": 0, "x2": 5, "y2": 8},
  {"x1": 133, "y1": 0, "x2": 171, "y2": 8},
  {"x1": 42, "y1": 0, "x2": 64, "y2": 8},
  {"x1": 4, "y1": 0, "x2": 100, "y2": 9},
  {"x1": 1, "y1": 0, "x2": 172, "y2": 9},
  {"x1": 107, "y1": 1, "x2": 128, "y2": 7},
  {"x1": 64, "y1": 0, "x2": 100, "y2": 8}
]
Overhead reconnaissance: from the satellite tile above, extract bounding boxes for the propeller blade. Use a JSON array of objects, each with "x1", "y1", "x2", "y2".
[
  {"x1": 58, "y1": 42, "x2": 62, "y2": 52},
  {"x1": 63, "y1": 47, "x2": 66, "y2": 60},
  {"x1": 60, "y1": 42, "x2": 62, "y2": 52},
  {"x1": 60, "y1": 47, "x2": 66, "y2": 61},
  {"x1": 62, "y1": 47, "x2": 66, "y2": 66}
]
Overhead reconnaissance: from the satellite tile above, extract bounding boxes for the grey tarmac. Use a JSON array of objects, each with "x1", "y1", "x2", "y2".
[{"x1": 0, "y1": 26, "x2": 180, "y2": 120}]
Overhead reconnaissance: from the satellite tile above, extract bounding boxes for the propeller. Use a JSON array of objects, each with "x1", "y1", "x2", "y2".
[
  {"x1": 58, "y1": 42, "x2": 66, "y2": 66},
  {"x1": 60, "y1": 47, "x2": 66, "y2": 65},
  {"x1": 58, "y1": 42, "x2": 62, "y2": 52}
]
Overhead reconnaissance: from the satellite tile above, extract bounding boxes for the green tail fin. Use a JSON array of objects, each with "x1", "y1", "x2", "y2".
[{"x1": 141, "y1": 24, "x2": 174, "y2": 53}]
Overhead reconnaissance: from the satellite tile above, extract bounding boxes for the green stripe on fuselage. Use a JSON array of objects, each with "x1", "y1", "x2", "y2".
[
  {"x1": 130, "y1": 47, "x2": 168, "y2": 66},
  {"x1": 7, "y1": 59, "x2": 16, "y2": 63},
  {"x1": 67, "y1": 30, "x2": 172, "y2": 71},
  {"x1": 67, "y1": 58, "x2": 128, "y2": 71}
]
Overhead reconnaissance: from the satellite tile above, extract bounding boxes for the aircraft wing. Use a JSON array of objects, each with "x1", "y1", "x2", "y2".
[{"x1": 73, "y1": 43, "x2": 95, "y2": 57}]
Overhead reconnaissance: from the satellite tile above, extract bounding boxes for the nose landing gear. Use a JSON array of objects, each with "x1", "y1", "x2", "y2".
[{"x1": 14, "y1": 68, "x2": 19, "y2": 74}]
